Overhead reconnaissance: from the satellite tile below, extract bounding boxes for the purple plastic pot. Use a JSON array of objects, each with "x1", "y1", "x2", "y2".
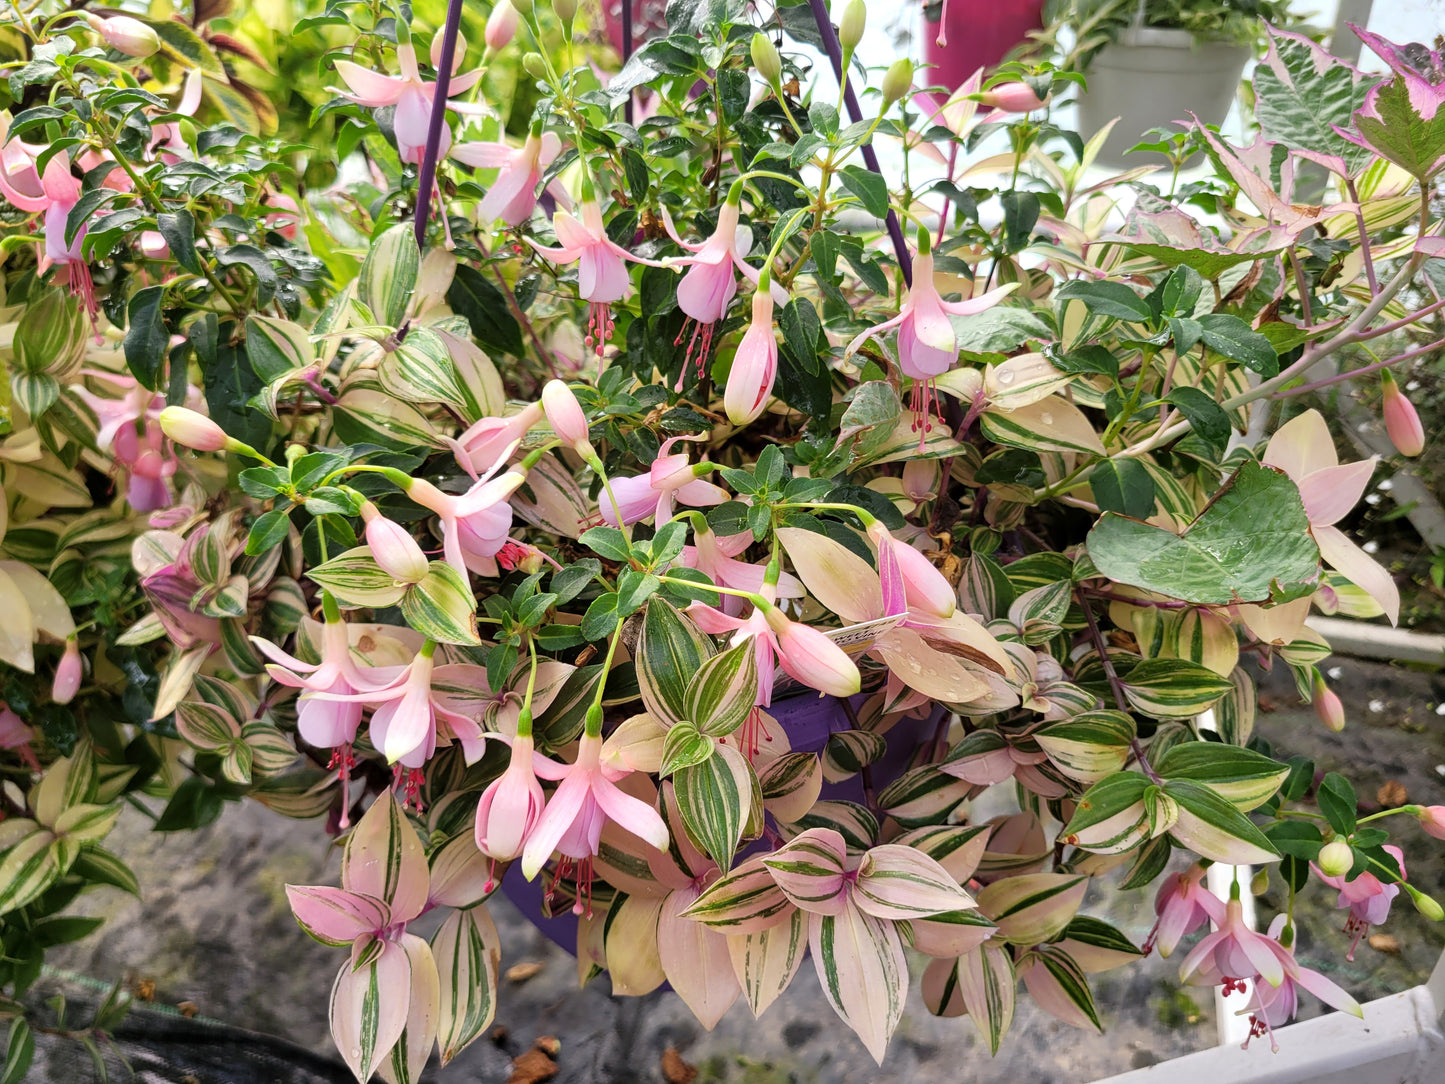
[{"x1": 501, "y1": 691, "x2": 945, "y2": 954}]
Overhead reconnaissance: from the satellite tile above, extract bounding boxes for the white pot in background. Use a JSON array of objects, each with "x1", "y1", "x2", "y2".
[{"x1": 1077, "y1": 27, "x2": 1250, "y2": 167}]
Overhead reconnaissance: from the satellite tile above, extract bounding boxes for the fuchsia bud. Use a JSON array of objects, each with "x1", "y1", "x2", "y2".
[
  {"x1": 1312, "y1": 670, "x2": 1346, "y2": 732},
  {"x1": 1416, "y1": 805, "x2": 1445, "y2": 840},
  {"x1": 85, "y1": 13, "x2": 160, "y2": 58},
  {"x1": 762, "y1": 606, "x2": 861, "y2": 697},
  {"x1": 360, "y1": 501, "x2": 430, "y2": 583},
  {"x1": 485, "y1": 0, "x2": 519, "y2": 51},
  {"x1": 541, "y1": 379, "x2": 592, "y2": 451},
  {"x1": 1317, "y1": 839, "x2": 1353, "y2": 877},
  {"x1": 723, "y1": 288, "x2": 779, "y2": 426},
  {"x1": 430, "y1": 26, "x2": 467, "y2": 74},
  {"x1": 158, "y1": 406, "x2": 229, "y2": 452},
  {"x1": 138, "y1": 231, "x2": 170, "y2": 260},
  {"x1": 979, "y1": 82, "x2": 1050, "y2": 113},
  {"x1": 1381, "y1": 369, "x2": 1425, "y2": 457},
  {"x1": 52, "y1": 636, "x2": 82, "y2": 705},
  {"x1": 901, "y1": 459, "x2": 939, "y2": 503}
]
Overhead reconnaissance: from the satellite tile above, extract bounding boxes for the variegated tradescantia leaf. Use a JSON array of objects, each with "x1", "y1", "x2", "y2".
[
  {"x1": 1120, "y1": 658, "x2": 1234, "y2": 719},
  {"x1": 603, "y1": 893, "x2": 666, "y2": 996},
  {"x1": 890, "y1": 825, "x2": 991, "y2": 884},
  {"x1": 1033, "y1": 710, "x2": 1135, "y2": 785},
  {"x1": 726, "y1": 906, "x2": 807, "y2": 1018},
  {"x1": 1053, "y1": 916, "x2": 1144, "y2": 973},
  {"x1": 1213, "y1": 666, "x2": 1257, "y2": 746},
  {"x1": 684, "y1": 854, "x2": 793, "y2": 933},
  {"x1": 1020, "y1": 947, "x2": 1101, "y2": 1032},
  {"x1": 685, "y1": 640, "x2": 757, "y2": 738},
  {"x1": 757, "y1": 752, "x2": 823, "y2": 825},
  {"x1": 380, "y1": 933, "x2": 441, "y2": 1084},
  {"x1": 636, "y1": 598, "x2": 713, "y2": 726},
  {"x1": 675, "y1": 743, "x2": 753, "y2": 873},
  {"x1": 1061, "y1": 772, "x2": 1154, "y2": 855},
  {"x1": 400, "y1": 562, "x2": 481, "y2": 645},
  {"x1": 763, "y1": 827, "x2": 848, "y2": 915},
  {"x1": 359, "y1": 224, "x2": 420, "y2": 329},
  {"x1": 808, "y1": 897, "x2": 907, "y2": 1064},
  {"x1": 1162, "y1": 779, "x2": 1281, "y2": 865},
  {"x1": 432, "y1": 906, "x2": 501, "y2": 1065},
  {"x1": 1154, "y1": 742, "x2": 1288, "y2": 812},
  {"x1": 658, "y1": 885, "x2": 741, "y2": 1030},
  {"x1": 954, "y1": 942, "x2": 1017, "y2": 1054},
  {"x1": 784, "y1": 800, "x2": 879, "y2": 853},
  {"x1": 821, "y1": 729, "x2": 887, "y2": 783},
  {"x1": 307, "y1": 547, "x2": 409, "y2": 609},
  {"x1": 329, "y1": 938, "x2": 411, "y2": 1084},
  {"x1": 876, "y1": 764, "x2": 974, "y2": 828},
  {"x1": 976, "y1": 873, "x2": 1088, "y2": 946},
  {"x1": 851, "y1": 844, "x2": 975, "y2": 920}
]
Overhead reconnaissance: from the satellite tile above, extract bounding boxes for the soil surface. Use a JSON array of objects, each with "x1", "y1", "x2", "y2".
[{"x1": 27, "y1": 656, "x2": 1445, "y2": 1083}]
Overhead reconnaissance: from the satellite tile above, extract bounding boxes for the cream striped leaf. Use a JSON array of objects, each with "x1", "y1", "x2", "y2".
[
  {"x1": 808, "y1": 899, "x2": 907, "y2": 1064},
  {"x1": 726, "y1": 907, "x2": 807, "y2": 1017},
  {"x1": 432, "y1": 906, "x2": 501, "y2": 1065},
  {"x1": 1120, "y1": 658, "x2": 1233, "y2": 719}
]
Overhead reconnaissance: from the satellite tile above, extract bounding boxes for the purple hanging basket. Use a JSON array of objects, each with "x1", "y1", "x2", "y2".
[{"x1": 500, "y1": 691, "x2": 944, "y2": 954}]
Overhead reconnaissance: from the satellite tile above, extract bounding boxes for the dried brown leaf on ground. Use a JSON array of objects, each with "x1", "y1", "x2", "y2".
[
  {"x1": 662, "y1": 1046, "x2": 698, "y2": 1084},
  {"x1": 505, "y1": 960, "x2": 546, "y2": 983},
  {"x1": 1377, "y1": 779, "x2": 1408, "y2": 807},
  {"x1": 508, "y1": 1047, "x2": 559, "y2": 1084}
]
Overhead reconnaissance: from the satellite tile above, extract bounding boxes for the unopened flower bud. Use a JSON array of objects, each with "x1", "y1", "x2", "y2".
[
  {"x1": 751, "y1": 33, "x2": 782, "y2": 85},
  {"x1": 1417, "y1": 805, "x2": 1445, "y2": 840},
  {"x1": 430, "y1": 27, "x2": 467, "y2": 74},
  {"x1": 1406, "y1": 883, "x2": 1445, "y2": 922},
  {"x1": 761, "y1": 605, "x2": 861, "y2": 698},
  {"x1": 158, "y1": 406, "x2": 229, "y2": 452},
  {"x1": 1381, "y1": 369, "x2": 1425, "y2": 457},
  {"x1": 1317, "y1": 839, "x2": 1353, "y2": 877},
  {"x1": 1312, "y1": 670, "x2": 1345, "y2": 731},
  {"x1": 522, "y1": 52, "x2": 547, "y2": 80},
  {"x1": 485, "y1": 0, "x2": 519, "y2": 51},
  {"x1": 839, "y1": 0, "x2": 866, "y2": 54},
  {"x1": 360, "y1": 501, "x2": 430, "y2": 583},
  {"x1": 541, "y1": 379, "x2": 592, "y2": 451},
  {"x1": 881, "y1": 58, "x2": 913, "y2": 106},
  {"x1": 1249, "y1": 868, "x2": 1269, "y2": 896},
  {"x1": 85, "y1": 13, "x2": 160, "y2": 58},
  {"x1": 52, "y1": 637, "x2": 82, "y2": 705},
  {"x1": 553, "y1": 0, "x2": 578, "y2": 28},
  {"x1": 901, "y1": 458, "x2": 939, "y2": 502},
  {"x1": 138, "y1": 231, "x2": 170, "y2": 260},
  {"x1": 979, "y1": 81, "x2": 1050, "y2": 113}
]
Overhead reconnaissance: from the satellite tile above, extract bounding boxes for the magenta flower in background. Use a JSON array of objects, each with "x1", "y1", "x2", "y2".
[
  {"x1": 0, "y1": 702, "x2": 40, "y2": 770},
  {"x1": 1146, "y1": 863, "x2": 1224, "y2": 957}
]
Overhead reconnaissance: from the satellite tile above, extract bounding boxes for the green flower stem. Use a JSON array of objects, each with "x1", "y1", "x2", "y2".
[{"x1": 585, "y1": 621, "x2": 626, "y2": 737}]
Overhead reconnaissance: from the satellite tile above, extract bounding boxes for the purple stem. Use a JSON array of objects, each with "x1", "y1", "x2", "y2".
[
  {"x1": 414, "y1": 0, "x2": 466, "y2": 248},
  {"x1": 803, "y1": 0, "x2": 912, "y2": 286},
  {"x1": 1281, "y1": 336, "x2": 1445, "y2": 398}
]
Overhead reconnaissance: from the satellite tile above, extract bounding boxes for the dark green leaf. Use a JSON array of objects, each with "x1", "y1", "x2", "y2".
[
  {"x1": 1090, "y1": 459, "x2": 1155, "y2": 518},
  {"x1": 123, "y1": 286, "x2": 168, "y2": 391}
]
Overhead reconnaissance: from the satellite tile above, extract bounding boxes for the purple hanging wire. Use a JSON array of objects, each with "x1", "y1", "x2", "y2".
[
  {"x1": 803, "y1": 0, "x2": 912, "y2": 286},
  {"x1": 622, "y1": 0, "x2": 635, "y2": 124},
  {"x1": 414, "y1": 0, "x2": 467, "y2": 247}
]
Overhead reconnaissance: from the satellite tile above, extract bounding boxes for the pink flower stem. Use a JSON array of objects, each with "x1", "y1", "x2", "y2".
[
  {"x1": 1345, "y1": 179, "x2": 1379, "y2": 295},
  {"x1": 1278, "y1": 336, "x2": 1445, "y2": 399},
  {"x1": 414, "y1": 0, "x2": 465, "y2": 248}
]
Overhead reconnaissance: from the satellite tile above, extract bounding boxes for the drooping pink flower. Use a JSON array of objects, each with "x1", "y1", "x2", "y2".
[
  {"x1": 1381, "y1": 369, "x2": 1425, "y2": 457},
  {"x1": 844, "y1": 228, "x2": 1016, "y2": 443},
  {"x1": 74, "y1": 373, "x2": 187, "y2": 511},
  {"x1": 407, "y1": 470, "x2": 525, "y2": 577},
  {"x1": 475, "y1": 732, "x2": 546, "y2": 869},
  {"x1": 1263, "y1": 409, "x2": 1399, "y2": 623},
  {"x1": 448, "y1": 401, "x2": 543, "y2": 479},
  {"x1": 51, "y1": 636, "x2": 83, "y2": 705},
  {"x1": 596, "y1": 435, "x2": 727, "y2": 527},
  {"x1": 1238, "y1": 916, "x2": 1363, "y2": 1052},
  {"x1": 484, "y1": 0, "x2": 519, "y2": 52},
  {"x1": 254, "y1": 616, "x2": 376, "y2": 752},
  {"x1": 122, "y1": 423, "x2": 179, "y2": 513},
  {"x1": 451, "y1": 127, "x2": 563, "y2": 227},
  {"x1": 978, "y1": 81, "x2": 1050, "y2": 114},
  {"x1": 360, "y1": 501, "x2": 429, "y2": 584},
  {"x1": 1312, "y1": 670, "x2": 1346, "y2": 731},
  {"x1": 527, "y1": 197, "x2": 666, "y2": 353},
  {"x1": 1417, "y1": 805, "x2": 1445, "y2": 839},
  {"x1": 680, "y1": 526, "x2": 802, "y2": 616},
  {"x1": 661, "y1": 196, "x2": 789, "y2": 378},
  {"x1": 333, "y1": 28, "x2": 484, "y2": 164},
  {"x1": 723, "y1": 287, "x2": 779, "y2": 425},
  {"x1": 1312, "y1": 844, "x2": 1405, "y2": 960},
  {"x1": 866, "y1": 520, "x2": 955, "y2": 619},
  {"x1": 0, "y1": 702, "x2": 40, "y2": 770},
  {"x1": 540, "y1": 379, "x2": 592, "y2": 452},
  {"x1": 1145, "y1": 863, "x2": 1224, "y2": 957},
  {"x1": 0, "y1": 148, "x2": 97, "y2": 318},
  {"x1": 520, "y1": 732, "x2": 671, "y2": 903},
  {"x1": 1179, "y1": 895, "x2": 1290, "y2": 994}
]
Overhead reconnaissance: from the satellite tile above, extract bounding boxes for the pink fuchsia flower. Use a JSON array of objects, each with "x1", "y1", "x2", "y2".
[
  {"x1": 448, "y1": 401, "x2": 543, "y2": 480},
  {"x1": 723, "y1": 286, "x2": 779, "y2": 425},
  {"x1": 661, "y1": 188, "x2": 790, "y2": 379},
  {"x1": 1312, "y1": 669, "x2": 1346, "y2": 731},
  {"x1": 121, "y1": 423, "x2": 178, "y2": 513},
  {"x1": 286, "y1": 791, "x2": 437, "y2": 1084},
  {"x1": 978, "y1": 81, "x2": 1050, "y2": 113},
  {"x1": 451, "y1": 124, "x2": 563, "y2": 228},
  {"x1": 0, "y1": 702, "x2": 40, "y2": 770},
  {"x1": 866, "y1": 520, "x2": 955, "y2": 619},
  {"x1": 596, "y1": 435, "x2": 727, "y2": 527},
  {"x1": 333, "y1": 27, "x2": 484, "y2": 164},
  {"x1": 484, "y1": 0, "x2": 519, "y2": 53},
  {"x1": 158, "y1": 405, "x2": 228, "y2": 452},
  {"x1": 1179, "y1": 894, "x2": 1290, "y2": 994},
  {"x1": 406, "y1": 470, "x2": 525, "y2": 577},
  {"x1": 84, "y1": 13, "x2": 160, "y2": 57},
  {"x1": 0, "y1": 147, "x2": 97, "y2": 318},
  {"x1": 1417, "y1": 805, "x2": 1445, "y2": 839},
  {"x1": 540, "y1": 379, "x2": 593, "y2": 452},
  {"x1": 51, "y1": 636, "x2": 82, "y2": 704},
  {"x1": 359, "y1": 501, "x2": 429, "y2": 584},
  {"x1": 1239, "y1": 915, "x2": 1363, "y2": 1052},
  {"x1": 680, "y1": 525, "x2": 803, "y2": 617},
  {"x1": 74, "y1": 373, "x2": 187, "y2": 511},
  {"x1": 1313, "y1": 844, "x2": 1405, "y2": 960},
  {"x1": 1263, "y1": 408, "x2": 1399, "y2": 623},
  {"x1": 520, "y1": 731, "x2": 671, "y2": 899},
  {"x1": 527, "y1": 192, "x2": 667, "y2": 353},
  {"x1": 1381, "y1": 369, "x2": 1425, "y2": 457},
  {"x1": 844, "y1": 226, "x2": 1017, "y2": 442},
  {"x1": 1145, "y1": 863, "x2": 1224, "y2": 957},
  {"x1": 474, "y1": 731, "x2": 545, "y2": 872}
]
